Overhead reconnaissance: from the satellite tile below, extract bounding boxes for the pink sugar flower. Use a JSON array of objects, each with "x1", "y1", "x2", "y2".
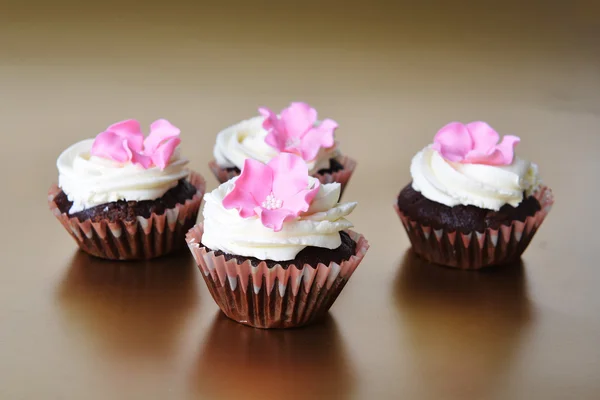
[
  {"x1": 432, "y1": 121, "x2": 520, "y2": 165},
  {"x1": 431, "y1": 121, "x2": 520, "y2": 165},
  {"x1": 222, "y1": 153, "x2": 320, "y2": 232},
  {"x1": 90, "y1": 119, "x2": 181, "y2": 170},
  {"x1": 259, "y1": 102, "x2": 337, "y2": 162}
]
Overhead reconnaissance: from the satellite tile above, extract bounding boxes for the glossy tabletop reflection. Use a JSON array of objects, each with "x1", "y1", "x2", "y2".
[{"x1": 1, "y1": 1, "x2": 600, "y2": 399}]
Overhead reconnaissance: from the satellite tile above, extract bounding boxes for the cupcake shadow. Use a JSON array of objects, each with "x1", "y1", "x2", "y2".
[
  {"x1": 393, "y1": 250, "x2": 533, "y2": 397},
  {"x1": 55, "y1": 250, "x2": 199, "y2": 362},
  {"x1": 190, "y1": 313, "x2": 355, "y2": 400}
]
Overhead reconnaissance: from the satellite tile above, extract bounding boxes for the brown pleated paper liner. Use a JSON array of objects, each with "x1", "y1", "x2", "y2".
[
  {"x1": 186, "y1": 224, "x2": 369, "y2": 329},
  {"x1": 208, "y1": 160, "x2": 240, "y2": 185},
  {"x1": 209, "y1": 155, "x2": 356, "y2": 198},
  {"x1": 394, "y1": 185, "x2": 554, "y2": 270},
  {"x1": 313, "y1": 155, "x2": 356, "y2": 198},
  {"x1": 48, "y1": 171, "x2": 206, "y2": 261}
]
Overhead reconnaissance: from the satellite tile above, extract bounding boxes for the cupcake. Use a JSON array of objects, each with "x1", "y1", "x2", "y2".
[
  {"x1": 395, "y1": 121, "x2": 553, "y2": 269},
  {"x1": 49, "y1": 119, "x2": 206, "y2": 260},
  {"x1": 209, "y1": 102, "x2": 356, "y2": 196},
  {"x1": 187, "y1": 153, "x2": 368, "y2": 328}
]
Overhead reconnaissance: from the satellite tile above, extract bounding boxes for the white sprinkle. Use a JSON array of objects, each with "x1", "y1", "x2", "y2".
[
  {"x1": 285, "y1": 138, "x2": 301, "y2": 149},
  {"x1": 261, "y1": 193, "x2": 283, "y2": 210}
]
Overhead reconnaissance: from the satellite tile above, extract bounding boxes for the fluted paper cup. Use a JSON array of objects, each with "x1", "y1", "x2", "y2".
[
  {"x1": 209, "y1": 155, "x2": 356, "y2": 198},
  {"x1": 394, "y1": 185, "x2": 554, "y2": 270},
  {"x1": 313, "y1": 155, "x2": 356, "y2": 198},
  {"x1": 186, "y1": 224, "x2": 369, "y2": 329},
  {"x1": 49, "y1": 171, "x2": 206, "y2": 260},
  {"x1": 208, "y1": 160, "x2": 240, "y2": 185}
]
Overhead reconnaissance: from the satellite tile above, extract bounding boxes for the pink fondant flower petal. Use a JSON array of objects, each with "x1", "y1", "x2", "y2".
[
  {"x1": 261, "y1": 102, "x2": 338, "y2": 162},
  {"x1": 281, "y1": 184, "x2": 320, "y2": 214},
  {"x1": 464, "y1": 149, "x2": 505, "y2": 165},
  {"x1": 106, "y1": 119, "x2": 144, "y2": 152},
  {"x1": 264, "y1": 132, "x2": 290, "y2": 154},
  {"x1": 261, "y1": 107, "x2": 290, "y2": 153},
  {"x1": 145, "y1": 119, "x2": 181, "y2": 155},
  {"x1": 90, "y1": 131, "x2": 132, "y2": 163},
  {"x1": 259, "y1": 107, "x2": 285, "y2": 134},
  {"x1": 280, "y1": 102, "x2": 317, "y2": 138},
  {"x1": 130, "y1": 148, "x2": 153, "y2": 169},
  {"x1": 223, "y1": 158, "x2": 273, "y2": 218},
  {"x1": 433, "y1": 122, "x2": 473, "y2": 162},
  {"x1": 269, "y1": 152, "x2": 310, "y2": 200},
  {"x1": 432, "y1": 121, "x2": 521, "y2": 166},
  {"x1": 466, "y1": 121, "x2": 499, "y2": 153},
  {"x1": 90, "y1": 118, "x2": 182, "y2": 169},
  {"x1": 223, "y1": 153, "x2": 321, "y2": 231},
  {"x1": 228, "y1": 190, "x2": 263, "y2": 219},
  {"x1": 151, "y1": 137, "x2": 181, "y2": 170},
  {"x1": 495, "y1": 135, "x2": 520, "y2": 164},
  {"x1": 107, "y1": 119, "x2": 141, "y2": 134},
  {"x1": 300, "y1": 118, "x2": 337, "y2": 161},
  {"x1": 259, "y1": 208, "x2": 296, "y2": 232}
]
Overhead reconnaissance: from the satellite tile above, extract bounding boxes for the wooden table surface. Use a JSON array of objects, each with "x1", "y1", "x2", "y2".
[{"x1": 1, "y1": 1, "x2": 599, "y2": 399}]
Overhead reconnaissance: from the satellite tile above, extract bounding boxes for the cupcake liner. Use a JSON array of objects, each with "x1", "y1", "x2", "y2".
[
  {"x1": 49, "y1": 171, "x2": 206, "y2": 260},
  {"x1": 208, "y1": 160, "x2": 240, "y2": 184},
  {"x1": 209, "y1": 155, "x2": 356, "y2": 197},
  {"x1": 313, "y1": 155, "x2": 356, "y2": 198},
  {"x1": 394, "y1": 185, "x2": 554, "y2": 270},
  {"x1": 186, "y1": 224, "x2": 369, "y2": 329}
]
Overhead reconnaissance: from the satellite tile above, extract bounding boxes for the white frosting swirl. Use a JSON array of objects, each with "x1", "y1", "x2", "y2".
[
  {"x1": 57, "y1": 139, "x2": 190, "y2": 213},
  {"x1": 411, "y1": 146, "x2": 540, "y2": 210},
  {"x1": 213, "y1": 116, "x2": 338, "y2": 174},
  {"x1": 201, "y1": 177, "x2": 356, "y2": 261}
]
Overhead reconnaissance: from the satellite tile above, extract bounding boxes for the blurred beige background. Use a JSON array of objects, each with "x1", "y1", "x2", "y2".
[{"x1": 1, "y1": 1, "x2": 600, "y2": 399}]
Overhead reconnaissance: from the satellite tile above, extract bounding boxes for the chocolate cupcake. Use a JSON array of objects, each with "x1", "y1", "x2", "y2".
[
  {"x1": 209, "y1": 102, "x2": 356, "y2": 196},
  {"x1": 188, "y1": 153, "x2": 368, "y2": 329},
  {"x1": 49, "y1": 119, "x2": 205, "y2": 260},
  {"x1": 395, "y1": 121, "x2": 553, "y2": 269}
]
